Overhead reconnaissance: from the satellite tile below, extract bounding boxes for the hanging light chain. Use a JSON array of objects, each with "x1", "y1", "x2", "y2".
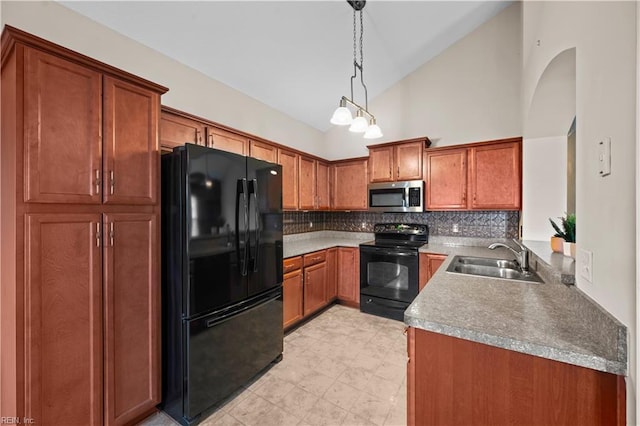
[
  {"x1": 353, "y1": 10, "x2": 357, "y2": 66},
  {"x1": 359, "y1": 10, "x2": 364, "y2": 70}
]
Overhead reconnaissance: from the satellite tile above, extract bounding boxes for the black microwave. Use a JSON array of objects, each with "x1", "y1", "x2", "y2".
[{"x1": 368, "y1": 180, "x2": 424, "y2": 212}]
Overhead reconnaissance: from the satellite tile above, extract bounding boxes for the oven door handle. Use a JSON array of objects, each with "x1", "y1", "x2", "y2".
[{"x1": 361, "y1": 247, "x2": 417, "y2": 257}]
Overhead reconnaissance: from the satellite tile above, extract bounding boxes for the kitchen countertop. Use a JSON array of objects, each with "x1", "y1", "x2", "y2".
[
  {"x1": 406, "y1": 242, "x2": 627, "y2": 375},
  {"x1": 283, "y1": 231, "x2": 373, "y2": 258}
]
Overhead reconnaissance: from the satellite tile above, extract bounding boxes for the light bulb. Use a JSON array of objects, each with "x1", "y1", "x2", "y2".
[
  {"x1": 349, "y1": 110, "x2": 368, "y2": 133},
  {"x1": 330, "y1": 106, "x2": 353, "y2": 125},
  {"x1": 364, "y1": 124, "x2": 383, "y2": 139},
  {"x1": 364, "y1": 118, "x2": 383, "y2": 139}
]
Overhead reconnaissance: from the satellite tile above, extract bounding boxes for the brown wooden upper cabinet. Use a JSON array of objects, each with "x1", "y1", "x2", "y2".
[
  {"x1": 249, "y1": 140, "x2": 278, "y2": 163},
  {"x1": 468, "y1": 141, "x2": 521, "y2": 210},
  {"x1": 278, "y1": 148, "x2": 299, "y2": 210},
  {"x1": 331, "y1": 158, "x2": 368, "y2": 210},
  {"x1": 298, "y1": 155, "x2": 317, "y2": 210},
  {"x1": 426, "y1": 138, "x2": 522, "y2": 211},
  {"x1": 425, "y1": 148, "x2": 468, "y2": 210},
  {"x1": 205, "y1": 126, "x2": 248, "y2": 156},
  {"x1": 316, "y1": 161, "x2": 331, "y2": 210},
  {"x1": 368, "y1": 139, "x2": 427, "y2": 183},
  {"x1": 23, "y1": 47, "x2": 159, "y2": 206},
  {"x1": 160, "y1": 110, "x2": 205, "y2": 150}
]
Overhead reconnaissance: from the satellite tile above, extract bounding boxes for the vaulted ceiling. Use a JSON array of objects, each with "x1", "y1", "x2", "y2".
[{"x1": 59, "y1": 1, "x2": 512, "y2": 132}]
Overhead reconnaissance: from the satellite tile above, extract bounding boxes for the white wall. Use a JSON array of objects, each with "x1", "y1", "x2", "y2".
[
  {"x1": 323, "y1": 2, "x2": 522, "y2": 161},
  {"x1": 0, "y1": 1, "x2": 325, "y2": 157},
  {"x1": 523, "y1": 1, "x2": 637, "y2": 422},
  {"x1": 522, "y1": 136, "x2": 567, "y2": 241}
]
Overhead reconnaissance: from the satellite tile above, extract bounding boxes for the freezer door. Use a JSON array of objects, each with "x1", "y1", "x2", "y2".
[
  {"x1": 247, "y1": 158, "x2": 283, "y2": 297},
  {"x1": 185, "y1": 289, "x2": 283, "y2": 420},
  {"x1": 185, "y1": 145, "x2": 249, "y2": 317}
]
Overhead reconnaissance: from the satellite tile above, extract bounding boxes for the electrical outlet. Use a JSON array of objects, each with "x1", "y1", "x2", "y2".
[
  {"x1": 309, "y1": 221, "x2": 313, "y2": 228},
  {"x1": 579, "y1": 249, "x2": 593, "y2": 283},
  {"x1": 452, "y1": 223, "x2": 460, "y2": 233}
]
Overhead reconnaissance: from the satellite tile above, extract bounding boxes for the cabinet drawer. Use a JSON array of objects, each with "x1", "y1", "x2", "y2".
[
  {"x1": 303, "y1": 251, "x2": 326, "y2": 267},
  {"x1": 283, "y1": 256, "x2": 302, "y2": 274}
]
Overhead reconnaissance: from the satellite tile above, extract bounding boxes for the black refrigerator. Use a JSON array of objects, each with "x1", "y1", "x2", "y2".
[{"x1": 161, "y1": 143, "x2": 283, "y2": 425}]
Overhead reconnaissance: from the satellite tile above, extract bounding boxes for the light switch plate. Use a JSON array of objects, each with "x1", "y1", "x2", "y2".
[
  {"x1": 579, "y1": 248, "x2": 593, "y2": 283},
  {"x1": 598, "y1": 137, "x2": 611, "y2": 177}
]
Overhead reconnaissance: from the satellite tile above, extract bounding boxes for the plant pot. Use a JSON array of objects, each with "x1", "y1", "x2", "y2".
[
  {"x1": 563, "y1": 242, "x2": 576, "y2": 258},
  {"x1": 550, "y1": 237, "x2": 564, "y2": 253}
]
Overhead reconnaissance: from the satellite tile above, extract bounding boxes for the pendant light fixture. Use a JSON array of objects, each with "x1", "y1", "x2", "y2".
[{"x1": 329, "y1": 0, "x2": 383, "y2": 139}]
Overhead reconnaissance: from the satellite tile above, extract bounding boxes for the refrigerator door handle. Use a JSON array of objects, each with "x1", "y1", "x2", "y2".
[
  {"x1": 242, "y1": 178, "x2": 249, "y2": 276},
  {"x1": 236, "y1": 178, "x2": 249, "y2": 276},
  {"x1": 251, "y1": 179, "x2": 260, "y2": 272}
]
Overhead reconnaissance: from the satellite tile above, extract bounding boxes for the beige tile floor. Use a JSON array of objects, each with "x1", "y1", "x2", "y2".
[{"x1": 140, "y1": 304, "x2": 407, "y2": 426}]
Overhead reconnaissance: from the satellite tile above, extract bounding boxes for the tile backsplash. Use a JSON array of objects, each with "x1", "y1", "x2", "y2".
[{"x1": 283, "y1": 210, "x2": 519, "y2": 239}]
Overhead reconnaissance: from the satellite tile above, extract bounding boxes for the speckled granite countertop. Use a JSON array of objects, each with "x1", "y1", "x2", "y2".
[
  {"x1": 283, "y1": 231, "x2": 373, "y2": 258},
  {"x1": 406, "y1": 243, "x2": 627, "y2": 375}
]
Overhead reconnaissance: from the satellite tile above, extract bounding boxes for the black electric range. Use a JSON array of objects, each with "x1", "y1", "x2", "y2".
[{"x1": 359, "y1": 223, "x2": 428, "y2": 321}]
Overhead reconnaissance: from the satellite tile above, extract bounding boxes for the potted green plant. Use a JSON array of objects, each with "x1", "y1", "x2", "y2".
[{"x1": 549, "y1": 213, "x2": 576, "y2": 257}]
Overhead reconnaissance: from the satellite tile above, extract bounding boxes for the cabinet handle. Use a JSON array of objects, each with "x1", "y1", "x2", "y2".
[
  {"x1": 397, "y1": 166, "x2": 400, "y2": 178},
  {"x1": 196, "y1": 129, "x2": 202, "y2": 144},
  {"x1": 109, "y1": 170, "x2": 115, "y2": 195},
  {"x1": 95, "y1": 222, "x2": 101, "y2": 247},
  {"x1": 389, "y1": 167, "x2": 391, "y2": 178},
  {"x1": 109, "y1": 222, "x2": 114, "y2": 246},
  {"x1": 208, "y1": 134, "x2": 214, "y2": 148},
  {"x1": 94, "y1": 169, "x2": 101, "y2": 195}
]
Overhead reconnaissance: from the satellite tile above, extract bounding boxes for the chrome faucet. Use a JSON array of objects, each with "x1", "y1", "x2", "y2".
[{"x1": 488, "y1": 239, "x2": 530, "y2": 272}]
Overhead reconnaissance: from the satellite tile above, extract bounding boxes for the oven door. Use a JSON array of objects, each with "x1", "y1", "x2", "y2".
[{"x1": 359, "y1": 245, "x2": 419, "y2": 303}]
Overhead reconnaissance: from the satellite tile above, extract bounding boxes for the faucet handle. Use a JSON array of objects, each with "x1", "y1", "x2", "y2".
[{"x1": 512, "y1": 239, "x2": 527, "y2": 251}]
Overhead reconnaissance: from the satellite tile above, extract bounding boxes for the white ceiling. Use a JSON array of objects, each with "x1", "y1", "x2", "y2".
[{"x1": 58, "y1": 1, "x2": 512, "y2": 132}]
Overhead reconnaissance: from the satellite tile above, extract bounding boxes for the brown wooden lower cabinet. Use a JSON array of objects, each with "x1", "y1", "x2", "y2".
[
  {"x1": 407, "y1": 327, "x2": 626, "y2": 426},
  {"x1": 104, "y1": 213, "x2": 160, "y2": 426},
  {"x1": 325, "y1": 248, "x2": 338, "y2": 302},
  {"x1": 25, "y1": 214, "x2": 103, "y2": 426},
  {"x1": 283, "y1": 246, "x2": 357, "y2": 329},
  {"x1": 337, "y1": 247, "x2": 359, "y2": 306},
  {"x1": 22, "y1": 213, "x2": 160, "y2": 426},
  {"x1": 283, "y1": 268, "x2": 303, "y2": 328},
  {"x1": 303, "y1": 261, "x2": 326, "y2": 316},
  {"x1": 418, "y1": 253, "x2": 447, "y2": 291}
]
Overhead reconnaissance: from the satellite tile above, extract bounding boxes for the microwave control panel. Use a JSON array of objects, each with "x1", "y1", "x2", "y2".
[{"x1": 408, "y1": 187, "x2": 421, "y2": 207}]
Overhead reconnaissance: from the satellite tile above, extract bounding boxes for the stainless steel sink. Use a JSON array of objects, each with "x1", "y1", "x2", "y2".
[{"x1": 446, "y1": 255, "x2": 544, "y2": 283}]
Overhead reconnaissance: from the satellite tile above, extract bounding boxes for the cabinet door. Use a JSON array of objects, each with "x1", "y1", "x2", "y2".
[
  {"x1": 250, "y1": 140, "x2": 278, "y2": 163},
  {"x1": 283, "y1": 269, "x2": 303, "y2": 328},
  {"x1": 160, "y1": 111, "x2": 205, "y2": 150},
  {"x1": 206, "y1": 126, "x2": 247, "y2": 156},
  {"x1": 325, "y1": 248, "x2": 338, "y2": 302},
  {"x1": 337, "y1": 247, "x2": 359, "y2": 303},
  {"x1": 103, "y1": 76, "x2": 159, "y2": 205},
  {"x1": 426, "y1": 149, "x2": 467, "y2": 210},
  {"x1": 24, "y1": 48, "x2": 102, "y2": 204},
  {"x1": 304, "y1": 262, "x2": 327, "y2": 316},
  {"x1": 469, "y1": 141, "x2": 521, "y2": 210},
  {"x1": 278, "y1": 149, "x2": 299, "y2": 210},
  {"x1": 332, "y1": 160, "x2": 368, "y2": 210},
  {"x1": 419, "y1": 253, "x2": 447, "y2": 291},
  {"x1": 298, "y1": 156, "x2": 317, "y2": 210},
  {"x1": 316, "y1": 162, "x2": 331, "y2": 210},
  {"x1": 369, "y1": 146, "x2": 394, "y2": 183},
  {"x1": 396, "y1": 142, "x2": 423, "y2": 181},
  {"x1": 25, "y1": 214, "x2": 102, "y2": 425},
  {"x1": 104, "y1": 213, "x2": 159, "y2": 425}
]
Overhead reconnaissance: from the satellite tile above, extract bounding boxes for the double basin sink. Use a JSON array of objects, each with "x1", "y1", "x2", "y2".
[{"x1": 446, "y1": 255, "x2": 543, "y2": 283}]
